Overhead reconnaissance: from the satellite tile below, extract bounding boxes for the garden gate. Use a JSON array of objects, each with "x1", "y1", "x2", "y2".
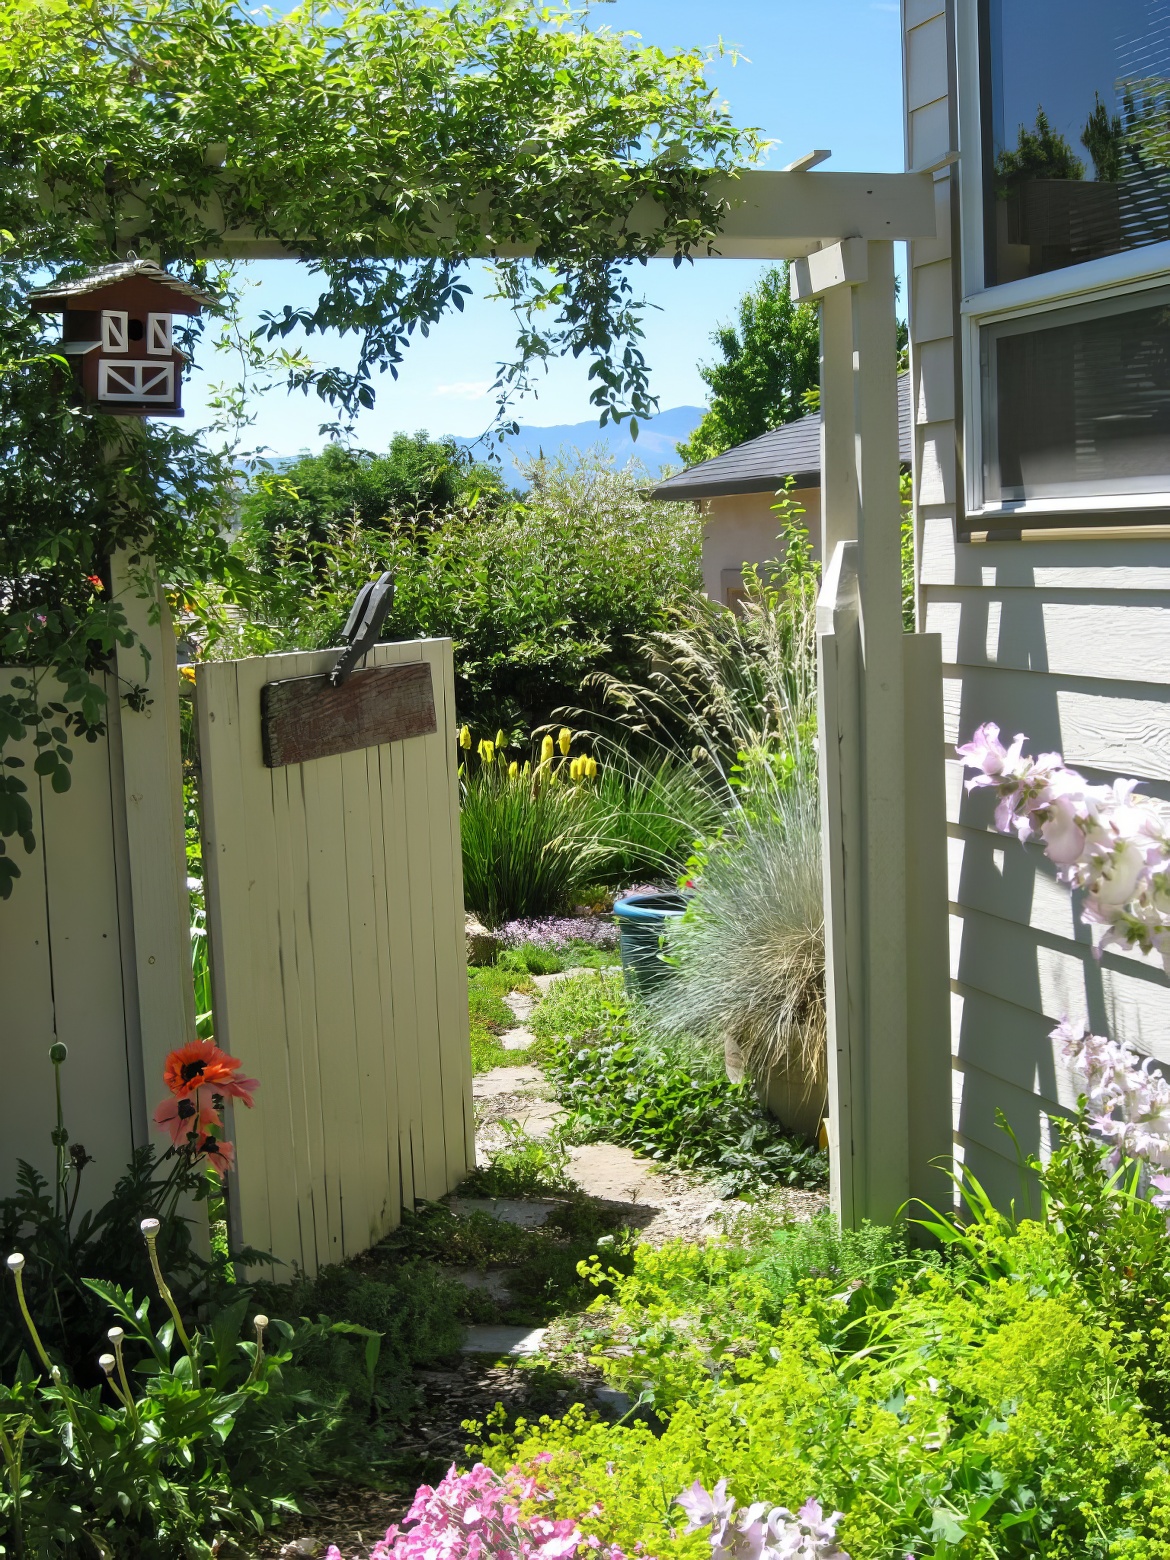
[{"x1": 195, "y1": 638, "x2": 473, "y2": 1277}]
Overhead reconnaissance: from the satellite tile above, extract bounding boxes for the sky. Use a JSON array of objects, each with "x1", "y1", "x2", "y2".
[{"x1": 183, "y1": 0, "x2": 906, "y2": 457}]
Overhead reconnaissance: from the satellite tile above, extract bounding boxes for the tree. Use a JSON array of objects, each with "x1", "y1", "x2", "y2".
[
  {"x1": 240, "y1": 434, "x2": 510, "y2": 563},
  {"x1": 674, "y1": 266, "x2": 820, "y2": 467}
]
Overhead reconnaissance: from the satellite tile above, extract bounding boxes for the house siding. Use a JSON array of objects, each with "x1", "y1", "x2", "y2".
[{"x1": 902, "y1": 0, "x2": 1170, "y2": 1196}]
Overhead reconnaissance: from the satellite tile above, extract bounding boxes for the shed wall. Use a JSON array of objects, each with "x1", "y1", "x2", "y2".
[
  {"x1": 700, "y1": 487, "x2": 822, "y2": 605},
  {"x1": 903, "y1": 0, "x2": 1170, "y2": 1196}
]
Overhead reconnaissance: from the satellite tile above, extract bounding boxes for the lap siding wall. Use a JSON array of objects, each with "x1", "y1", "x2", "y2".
[{"x1": 902, "y1": 0, "x2": 1170, "y2": 1200}]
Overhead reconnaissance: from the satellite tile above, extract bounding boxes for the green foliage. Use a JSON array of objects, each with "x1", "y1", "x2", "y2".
[
  {"x1": 585, "y1": 495, "x2": 817, "y2": 783},
  {"x1": 483, "y1": 1220, "x2": 1170, "y2": 1560},
  {"x1": 675, "y1": 267, "x2": 820, "y2": 466},
  {"x1": 460, "y1": 758, "x2": 609, "y2": 928},
  {"x1": 901, "y1": 468, "x2": 916, "y2": 632},
  {"x1": 0, "y1": 1254, "x2": 343, "y2": 1555},
  {"x1": 468, "y1": 965, "x2": 536, "y2": 1074},
  {"x1": 227, "y1": 451, "x2": 702, "y2": 734},
  {"x1": 240, "y1": 434, "x2": 509, "y2": 561},
  {"x1": 0, "y1": 0, "x2": 757, "y2": 893},
  {"x1": 531, "y1": 975, "x2": 828, "y2": 1196}
]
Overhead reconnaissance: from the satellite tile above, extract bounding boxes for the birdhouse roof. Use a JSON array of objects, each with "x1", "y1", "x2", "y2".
[{"x1": 29, "y1": 259, "x2": 217, "y2": 314}]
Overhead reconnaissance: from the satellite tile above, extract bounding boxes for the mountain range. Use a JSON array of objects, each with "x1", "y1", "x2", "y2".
[{"x1": 451, "y1": 404, "x2": 704, "y2": 486}]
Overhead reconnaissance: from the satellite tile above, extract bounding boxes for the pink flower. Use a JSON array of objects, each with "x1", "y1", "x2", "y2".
[{"x1": 153, "y1": 1091, "x2": 222, "y2": 1148}]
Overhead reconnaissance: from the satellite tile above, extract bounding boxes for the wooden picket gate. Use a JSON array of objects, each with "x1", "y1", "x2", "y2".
[{"x1": 195, "y1": 638, "x2": 473, "y2": 1278}]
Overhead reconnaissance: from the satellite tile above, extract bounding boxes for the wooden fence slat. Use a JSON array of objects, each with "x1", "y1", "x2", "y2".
[
  {"x1": 197, "y1": 661, "x2": 273, "y2": 1262},
  {"x1": 400, "y1": 690, "x2": 449, "y2": 1200},
  {"x1": 340, "y1": 743, "x2": 395, "y2": 1246},
  {"x1": 232, "y1": 655, "x2": 305, "y2": 1275},
  {"x1": 362, "y1": 732, "x2": 403, "y2": 1233},
  {"x1": 377, "y1": 735, "x2": 423, "y2": 1209},
  {"x1": 427, "y1": 640, "x2": 473, "y2": 1183}
]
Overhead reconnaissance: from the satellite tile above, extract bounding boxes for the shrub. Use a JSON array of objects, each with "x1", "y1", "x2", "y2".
[
  {"x1": 645, "y1": 765, "x2": 825, "y2": 1129},
  {"x1": 224, "y1": 449, "x2": 701, "y2": 734}
]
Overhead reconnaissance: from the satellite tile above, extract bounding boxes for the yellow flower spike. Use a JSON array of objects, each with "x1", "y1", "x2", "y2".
[
  {"x1": 585, "y1": 756, "x2": 598, "y2": 779},
  {"x1": 569, "y1": 757, "x2": 581, "y2": 781},
  {"x1": 178, "y1": 665, "x2": 196, "y2": 685},
  {"x1": 508, "y1": 760, "x2": 519, "y2": 779},
  {"x1": 558, "y1": 727, "x2": 572, "y2": 756},
  {"x1": 522, "y1": 760, "x2": 531, "y2": 778},
  {"x1": 541, "y1": 734, "x2": 555, "y2": 763},
  {"x1": 477, "y1": 738, "x2": 495, "y2": 765},
  {"x1": 459, "y1": 725, "x2": 471, "y2": 750},
  {"x1": 495, "y1": 729, "x2": 507, "y2": 750}
]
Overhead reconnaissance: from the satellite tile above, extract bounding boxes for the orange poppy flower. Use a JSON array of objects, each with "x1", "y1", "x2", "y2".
[
  {"x1": 197, "y1": 1134, "x2": 236, "y2": 1176},
  {"x1": 163, "y1": 1039, "x2": 243, "y2": 1098}
]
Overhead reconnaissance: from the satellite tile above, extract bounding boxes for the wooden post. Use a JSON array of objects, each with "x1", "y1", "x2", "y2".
[{"x1": 795, "y1": 241, "x2": 950, "y2": 1226}]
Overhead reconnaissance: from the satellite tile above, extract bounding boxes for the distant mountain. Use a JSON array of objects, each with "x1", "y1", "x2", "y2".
[
  {"x1": 235, "y1": 405, "x2": 706, "y2": 489},
  {"x1": 452, "y1": 405, "x2": 704, "y2": 487}
]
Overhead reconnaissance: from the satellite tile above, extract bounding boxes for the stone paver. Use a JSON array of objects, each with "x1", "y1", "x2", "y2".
[
  {"x1": 504, "y1": 991, "x2": 535, "y2": 1022},
  {"x1": 472, "y1": 1064, "x2": 543, "y2": 1099},
  {"x1": 449, "y1": 1268, "x2": 514, "y2": 1303},
  {"x1": 514, "y1": 1098, "x2": 567, "y2": 1138},
  {"x1": 461, "y1": 1324, "x2": 547, "y2": 1357},
  {"x1": 501, "y1": 1027, "x2": 535, "y2": 1051},
  {"x1": 448, "y1": 1195, "x2": 561, "y2": 1227},
  {"x1": 567, "y1": 1142, "x2": 661, "y2": 1204}
]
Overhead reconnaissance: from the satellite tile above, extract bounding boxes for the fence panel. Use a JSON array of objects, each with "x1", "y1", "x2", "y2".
[{"x1": 196, "y1": 639, "x2": 472, "y2": 1277}]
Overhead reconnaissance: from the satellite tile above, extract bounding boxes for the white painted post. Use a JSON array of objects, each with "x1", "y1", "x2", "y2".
[{"x1": 795, "y1": 241, "x2": 951, "y2": 1225}]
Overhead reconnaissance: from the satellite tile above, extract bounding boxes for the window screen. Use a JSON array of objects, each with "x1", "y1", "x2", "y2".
[
  {"x1": 983, "y1": 0, "x2": 1170, "y2": 286},
  {"x1": 981, "y1": 289, "x2": 1170, "y2": 503}
]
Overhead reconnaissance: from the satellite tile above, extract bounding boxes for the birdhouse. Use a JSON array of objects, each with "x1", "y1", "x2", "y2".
[{"x1": 29, "y1": 259, "x2": 217, "y2": 417}]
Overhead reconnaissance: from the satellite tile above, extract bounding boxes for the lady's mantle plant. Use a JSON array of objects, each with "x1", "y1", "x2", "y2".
[{"x1": 958, "y1": 722, "x2": 1170, "y2": 968}]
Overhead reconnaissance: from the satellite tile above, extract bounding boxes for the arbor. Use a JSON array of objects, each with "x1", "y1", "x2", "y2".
[
  {"x1": 674, "y1": 265, "x2": 820, "y2": 467},
  {"x1": 0, "y1": 0, "x2": 760, "y2": 893}
]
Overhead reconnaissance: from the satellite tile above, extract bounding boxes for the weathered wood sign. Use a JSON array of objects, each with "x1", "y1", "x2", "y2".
[{"x1": 260, "y1": 661, "x2": 437, "y2": 768}]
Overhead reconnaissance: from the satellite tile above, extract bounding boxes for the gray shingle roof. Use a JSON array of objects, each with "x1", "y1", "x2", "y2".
[
  {"x1": 651, "y1": 370, "x2": 912, "y2": 501},
  {"x1": 29, "y1": 259, "x2": 218, "y2": 310}
]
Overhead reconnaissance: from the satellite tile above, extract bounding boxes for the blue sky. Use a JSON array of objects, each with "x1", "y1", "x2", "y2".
[{"x1": 184, "y1": 0, "x2": 905, "y2": 456}]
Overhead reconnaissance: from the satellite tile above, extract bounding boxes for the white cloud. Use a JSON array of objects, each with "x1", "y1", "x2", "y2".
[{"x1": 432, "y1": 380, "x2": 494, "y2": 399}]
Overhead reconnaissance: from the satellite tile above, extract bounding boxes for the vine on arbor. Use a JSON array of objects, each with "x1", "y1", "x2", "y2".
[{"x1": 0, "y1": 0, "x2": 761, "y2": 893}]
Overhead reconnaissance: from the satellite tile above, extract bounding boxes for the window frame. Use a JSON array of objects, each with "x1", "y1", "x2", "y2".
[{"x1": 955, "y1": 0, "x2": 1170, "y2": 531}]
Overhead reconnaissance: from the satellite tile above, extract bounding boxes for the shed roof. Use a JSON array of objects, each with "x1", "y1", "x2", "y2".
[
  {"x1": 29, "y1": 259, "x2": 218, "y2": 312},
  {"x1": 651, "y1": 370, "x2": 912, "y2": 501}
]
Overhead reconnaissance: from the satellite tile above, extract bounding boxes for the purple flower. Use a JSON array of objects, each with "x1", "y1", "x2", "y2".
[{"x1": 498, "y1": 916, "x2": 619, "y2": 952}]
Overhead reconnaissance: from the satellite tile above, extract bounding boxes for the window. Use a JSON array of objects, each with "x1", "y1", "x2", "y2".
[
  {"x1": 982, "y1": 0, "x2": 1170, "y2": 288},
  {"x1": 980, "y1": 287, "x2": 1170, "y2": 506},
  {"x1": 98, "y1": 360, "x2": 175, "y2": 403},
  {"x1": 147, "y1": 313, "x2": 172, "y2": 354},
  {"x1": 101, "y1": 311, "x2": 127, "y2": 352}
]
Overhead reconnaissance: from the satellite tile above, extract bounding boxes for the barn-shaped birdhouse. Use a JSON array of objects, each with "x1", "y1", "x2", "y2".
[{"x1": 29, "y1": 259, "x2": 216, "y2": 417}]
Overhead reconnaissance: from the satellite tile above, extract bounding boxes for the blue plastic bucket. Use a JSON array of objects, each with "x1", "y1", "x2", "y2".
[{"x1": 612, "y1": 891, "x2": 689, "y2": 995}]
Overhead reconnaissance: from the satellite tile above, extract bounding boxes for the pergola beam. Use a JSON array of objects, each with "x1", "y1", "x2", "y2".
[{"x1": 92, "y1": 169, "x2": 935, "y2": 263}]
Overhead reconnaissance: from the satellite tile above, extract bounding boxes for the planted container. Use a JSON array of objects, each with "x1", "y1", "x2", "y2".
[{"x1": 613, "y1": 891, "x2": 688, "y2": 995}]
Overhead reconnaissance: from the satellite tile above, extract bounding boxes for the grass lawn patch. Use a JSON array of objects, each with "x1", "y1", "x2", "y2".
[{"x1": 468, "y1": 964, "x2": 536, "y2": 1072}]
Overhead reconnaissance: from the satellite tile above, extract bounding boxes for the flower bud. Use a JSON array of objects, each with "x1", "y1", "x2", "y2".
[
  {"x1": 477, "y1": 738, "x2": 495, "y2": 765},
  {"x1": 494, "y1": 729, "x2": 507, "y2": 750},
  {"x1": 107, "y1": 1327, "x2": 124, "y2": 1346},
  {"x1": 508, "y1": 761, "x2": 519, "y2": 779},
  {"x1": 541, "y1": 735, "x2": 555, "y2": 763},
  {"x1": 558, "y1": 727, "x2": 572, "y2": 756},
  {"x1": 139, "y1": 1217, "x2": 161, "y2": 1240},
  {"x1": 49, "y1": 1042, "x2": 68, "y2": 1064},
  {"x1": 98, "y1": 1353, "x2": 116, "y2": 1376},
  {"x1": 585, "y1": 757, "x2": 598, "y2": 779},
  {"x1": 459, "y1": 725, "x2": 471, "y2": 750},
  {"x1": 6, "y1": 1253, "x2": 24, "y2": 1274},
  {"x1": 253, "y1": 1314, "x2": 269, "y2": 1330}
]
